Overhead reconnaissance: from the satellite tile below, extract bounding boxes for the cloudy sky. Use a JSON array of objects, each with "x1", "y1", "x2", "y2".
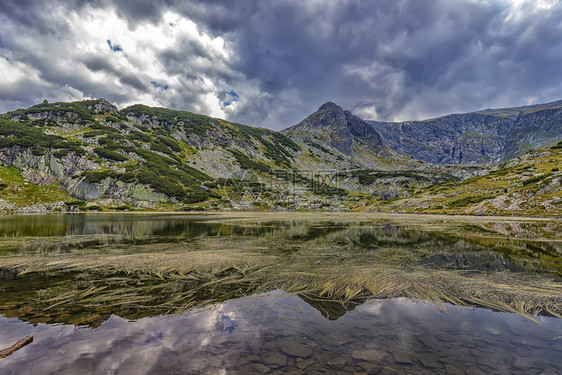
[{"x1": 1, "y1": 0, "x2": 561, "y2": 129}]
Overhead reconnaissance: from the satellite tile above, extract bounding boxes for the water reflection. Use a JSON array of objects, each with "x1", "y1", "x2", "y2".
[
  {"x1": 0, "y1": 214, "x2": 233, "y2": 244},
  {"x1": 0, "y1": 214, "x2": 561, "y2": 374},
  {"x1": 1, "y1": 293, "x2": 561, "y2": 374},
  {"x1": 0, "y1": 215, "x2": 560, "y2": 275}
]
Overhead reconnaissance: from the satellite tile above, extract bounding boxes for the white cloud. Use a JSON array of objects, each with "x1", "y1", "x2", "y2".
[
  {"x1": 0, "y1": 56, "x2": 40, "y2": 85},
  {"x1": 0, "y1": 3, "x2": 246, "y2": 118}
]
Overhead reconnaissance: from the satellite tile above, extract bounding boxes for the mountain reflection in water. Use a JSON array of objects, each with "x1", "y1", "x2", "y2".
[{"x1": 1, "y1": 293, "x2": 561, "y2": 374}]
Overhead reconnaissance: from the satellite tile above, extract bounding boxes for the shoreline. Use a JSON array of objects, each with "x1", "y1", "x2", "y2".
[{"x1": 0, "y1": 209, "x2": 559, "y2": 222}]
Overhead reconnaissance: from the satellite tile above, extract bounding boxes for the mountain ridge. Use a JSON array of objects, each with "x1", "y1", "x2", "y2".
[
  {"x1": 365, "y1": 100, "x2": 562, "y2": 164},
  {"x1": 0, "y1": 98, "x2": 560, "y2": 215},
  {"x1": 282, "y1": 101, "x2": 383, "y2": 155}
]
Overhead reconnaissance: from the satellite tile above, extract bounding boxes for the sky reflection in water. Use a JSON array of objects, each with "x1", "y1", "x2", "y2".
[{"x1": 1, "y1": 293, "x2": 562, "y2": 374}]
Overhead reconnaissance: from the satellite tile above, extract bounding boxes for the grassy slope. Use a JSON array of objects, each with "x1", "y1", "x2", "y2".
[
  {"x1": 367, "y1": 142, "x2": 562, "y2": 216},
  {"x1": 0, "y1": 166, "x2": 79, "y2": 208},
  {"x1": 0, "y1": 100, "x2": 312, "y2": 210}
]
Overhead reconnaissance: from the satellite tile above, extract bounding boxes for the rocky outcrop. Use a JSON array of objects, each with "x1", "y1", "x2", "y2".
[
  {"x1": 67, "y1": 179, "x2": 169, "y2": 204},
  {"x1": 0, "y1": 146, "x2": 96, "y2": 185},
  {"x1": 380, "y1": 190, "x2": 399, "y2": 200},
  {"x1": 0, "y1": 146, "x2": 167, "y2": 207},
  {"x1": 92, "y1": 98, "x2": 119, "y2": 114}
]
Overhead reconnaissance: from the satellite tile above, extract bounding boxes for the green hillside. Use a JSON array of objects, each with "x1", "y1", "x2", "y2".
[
  {"x1": 366, "y1": 141, "x2": 562, "y2": 217},
  {"x1": 0, "y1": 99, "x2": 342, "y2": 212}
]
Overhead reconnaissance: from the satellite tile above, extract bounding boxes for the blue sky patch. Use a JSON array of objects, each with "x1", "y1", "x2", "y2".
[
  {"x1": 222, "y1": 90, "x2": 239, "y2": 107},
  {"x1": 151, "y1": 81, "x2": 169, "y2": 90},
  {"x1": 107, "y1": 40, "x2": 123, "y2": 53},
  {"x1": 227, "y1": 90, "x2": 239, "y2": 98}
]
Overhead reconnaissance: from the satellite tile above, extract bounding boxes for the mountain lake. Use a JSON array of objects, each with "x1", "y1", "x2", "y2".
[{"x1": 0, "y1": 212, "x2": 561, "y2": 374}]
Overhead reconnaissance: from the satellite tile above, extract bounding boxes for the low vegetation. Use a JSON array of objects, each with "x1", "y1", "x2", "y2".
[
  {"x1": 446, "y1": 193, "x2": 499, "y2": 208},
  {"x1": 6, "y1": 99, "x2": 100, "y2": 123},
  {"x1": 94, "y1": 148, "x2": 127, "y2": 162},
  {"x1": 0, "y1": 165, "x2": 80, "y2": 208},
  {"x1": 346, "y1": 169, "x2": 459, "y2": 185}
]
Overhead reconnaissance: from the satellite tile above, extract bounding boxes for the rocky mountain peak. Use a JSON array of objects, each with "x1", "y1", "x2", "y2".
[
  {"x1": 318, "y1": 101, "x2": 343, "y2": 112},
  {"x1": 282, "y1": 102, "x2": 383, "y2": 155},
  {"x1": 294, "y1": 102, "x2": 364, "y2": 131}
]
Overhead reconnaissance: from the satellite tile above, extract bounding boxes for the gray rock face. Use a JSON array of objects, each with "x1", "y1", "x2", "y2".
[
  {"x1": 66, "y1": 179, "x2": 169, "y2": 203},
  {"x1": 380, "y1": 190, "x2": 399, "y2": 200},
  {"x1": 283, "y1": 102, "x2": 383, "y2": 155},
  {"x1": 0, "y1": 146, "x2": 167, "y2": 206},
  {"x1": 368, "y1": 100, "x2": 562, "y2": 164},
  {"x1": 0, "y1": 147, "x2": 98, "y2": 184},
  {"x1": 93, "y1": 98, "x2": 119, "y2": 114}
]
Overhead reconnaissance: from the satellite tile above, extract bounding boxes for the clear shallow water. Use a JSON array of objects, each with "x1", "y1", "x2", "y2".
[
  {"x1": 1, "y1": 293, "x2": 561, "y2": 374},
  {"x1": 0, "y1": 213, "x2": 561, "y2": 374}
]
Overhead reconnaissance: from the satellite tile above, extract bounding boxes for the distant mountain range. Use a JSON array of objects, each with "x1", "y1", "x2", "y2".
[
  {"x1": 283, "y1": 99, "x2": 562, "y2": 165},
  {"x1": 0, "y1": 98, "x2": 560, "y2": 215},
  {"x1": 368, "y1": 100, "x2": 562, "y2": 164}
]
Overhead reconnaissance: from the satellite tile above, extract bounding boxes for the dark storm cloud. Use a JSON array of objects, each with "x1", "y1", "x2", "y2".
[
  {"x1": 82, "y1": 55, "x2": 148, "y2": 91},
  {"x1": 118, "y1": 75, "x2": 148, "y2": 91},
  {"x1": 157, "y1": 37, "x2": 230, "y2": 81},
  {"x1": 0, "y1": 0, "x2": 61, "y2": 34},
  {"x1": 1, "y1": 0, "x2": 561, "y2": 129},
  {"x1": 192, "y1": 0, "x2": 562, "y2": 125}
]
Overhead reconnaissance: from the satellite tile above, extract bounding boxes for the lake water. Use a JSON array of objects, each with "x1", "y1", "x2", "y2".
[{"x1": 0, "y1": 213, "x2": 561, "y2": 374}]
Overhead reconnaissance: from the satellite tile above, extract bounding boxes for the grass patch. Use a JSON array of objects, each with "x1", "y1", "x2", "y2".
[
  {"x1": 522, "y1": 173, "x2": 553, "y2": 186},
  {"x1": 94, "y1": 148, "x2": 127, "y2": 162},
  {"x1": 82, "y1": 169, "x2": 117, "y2": 183},
  {"x1": 447, "y1": 193, "x2": 499, "y2": 208},
  {"x1": 229, "y1": 148, "x2": 271, "y2": 173},
  {"x1": 305, "y1": 140, "x2": 331, "y2": 154},
  {"x1": 550, "y1": 140, "x2": 562, "y2": 150},
  {"x1": 0, "y1": 165, "x2": 79, "y2": 207}
]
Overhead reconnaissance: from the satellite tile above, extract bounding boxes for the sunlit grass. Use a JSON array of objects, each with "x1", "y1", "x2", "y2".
[{"x1": 0, "y1": 165, "x2": 78, "y2": 207}]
